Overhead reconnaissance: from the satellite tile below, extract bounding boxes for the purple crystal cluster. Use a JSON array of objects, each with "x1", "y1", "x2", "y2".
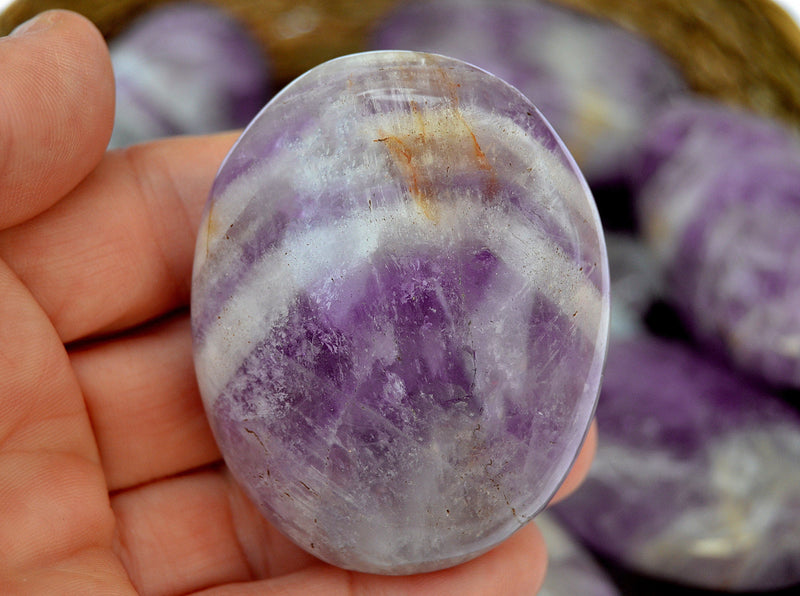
[
  {"x1": 553, "y1": 335, "x2": 800, "y2": 591},
  {"x1": 191, "y1": 51, "x2": 609, "y2": 574},
  {"x1": 109, "y1": 2, "x2": 270, "y2": 148},
  {"x1": 371, "y1": 0, "x2": 687, "y2": 187},
  {"x1": 635, "y1": 99, "x2": 800, "y2": 388}
]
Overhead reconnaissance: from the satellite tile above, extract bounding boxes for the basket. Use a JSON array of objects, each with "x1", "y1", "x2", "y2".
[{"x1": 2, "y1": 0, "x2": 800, "y2": 133}]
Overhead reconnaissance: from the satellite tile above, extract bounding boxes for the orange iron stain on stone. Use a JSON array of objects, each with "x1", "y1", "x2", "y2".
[{"x1": 375, "y1": 62, "x2": 500, "y2": 222}]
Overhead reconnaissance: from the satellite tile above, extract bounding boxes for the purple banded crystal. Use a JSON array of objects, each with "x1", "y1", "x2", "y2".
[
  {"x1": 636, "y1": 99, "x2": 800, "y2": 388},
  {"x1": 553, "y1": 335, "x2": 800, "y2": 591},
  {"x1": 191, "y1": 51, "x2": 609, "y2": 574},
  {"x1": 109, "y1": 2, "x2": 270, "y2": 149},
  {"x1": 370, "y1": 0, "x2": 687, "y2": 187}
]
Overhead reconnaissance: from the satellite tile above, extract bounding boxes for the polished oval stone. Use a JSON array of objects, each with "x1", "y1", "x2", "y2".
[
  {"x1": 635, "y1": 99, "x2": 800, "y2": 388},
  {"x1": 554, "y1": 335, "x2": 800, "y2": 591},
  {"x1": 191, "y1": 50, "x2": 610, "y2": 574},
  {"x1": 109, "y1": 2, "x2": 271, "y2": 149}
]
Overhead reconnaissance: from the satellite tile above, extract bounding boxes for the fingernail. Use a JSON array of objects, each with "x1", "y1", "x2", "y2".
[{"x1": 10, "y1": 11, "x2": 61, "y2": 37}]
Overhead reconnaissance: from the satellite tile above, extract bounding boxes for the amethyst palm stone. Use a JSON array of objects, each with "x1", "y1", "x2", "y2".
[
  {"x1": 108, "y1": 2, "x2": 270, "y2": 149},
  {"x1": 191, "y1": 51, "x2": 610, "y2": 574},
  {"x1": 553, "y1": 336, "x2": 800, "y2": 590},
  {"x1": 635, "y1": 99, "x2": 800, "y2": 388}
]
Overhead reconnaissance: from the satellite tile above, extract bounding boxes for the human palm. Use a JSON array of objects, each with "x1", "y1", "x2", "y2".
[{"x1": 0, "y1": 11, "x2": 595, "y2": 595}]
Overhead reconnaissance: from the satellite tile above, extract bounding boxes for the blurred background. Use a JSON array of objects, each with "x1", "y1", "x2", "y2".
[{"x1": 2, "y1": 1, "x2": 800, "y2": 594}]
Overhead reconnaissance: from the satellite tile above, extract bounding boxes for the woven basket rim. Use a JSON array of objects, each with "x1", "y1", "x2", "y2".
[{"x1": 2, "y1": 0, "x2": 800, "y2": 132}]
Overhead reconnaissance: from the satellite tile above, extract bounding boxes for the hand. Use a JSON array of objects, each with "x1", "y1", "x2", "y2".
[{"x1": 0, "y1": 11, "x2": 596, "y2": 595}]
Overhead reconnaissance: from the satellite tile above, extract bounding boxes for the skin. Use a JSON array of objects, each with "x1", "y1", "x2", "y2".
[{"x1": 0, "y1": 11, "x2": 597, "y2": 595}]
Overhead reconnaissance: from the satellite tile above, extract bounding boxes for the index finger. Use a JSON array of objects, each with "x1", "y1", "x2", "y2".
[{"x1": 0, "y1": 132, "x2": 238, "y2": 343}]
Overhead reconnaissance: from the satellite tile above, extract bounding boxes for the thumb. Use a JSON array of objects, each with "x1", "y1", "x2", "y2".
[{"x1": 0, "y1": 10, "x2": 114, "y2": 230}]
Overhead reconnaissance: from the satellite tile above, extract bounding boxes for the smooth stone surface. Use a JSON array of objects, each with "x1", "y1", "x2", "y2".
[
  {"x1": 371, "y1": 0, "x2": 687, "y2": 186},
  {"x1": 538, "y1": 512, "x2": 621, "y2": 596},
  {"x1": 109, "y1": 2, "x2": 270, "y2": 148},
  {"x1": 635, "y1": 99, "x2": 800, "y2": 388},
  {"x1": 191, "y1": 50, "x2": 609, "y2": 574},
  {"x1": 553, "y1": 335, "x2": 800, "y2": 591}
]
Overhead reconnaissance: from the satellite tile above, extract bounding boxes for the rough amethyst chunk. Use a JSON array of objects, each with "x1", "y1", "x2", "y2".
[
  {"x1": 191, "y1": 51, "x2": 609, "y2": 574},
  {"x1": 636, "y1": 99, "x2": 800, "y2": 388},
  {"x1": 553, "y1": 335, "x2": 800, "y2": 591},
  {"x1": 109, "y1": 2, "x2": 271, "y2": 148},
  {"x1": 371, "y1": 0, "x2": 687, "y2": 187}
]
